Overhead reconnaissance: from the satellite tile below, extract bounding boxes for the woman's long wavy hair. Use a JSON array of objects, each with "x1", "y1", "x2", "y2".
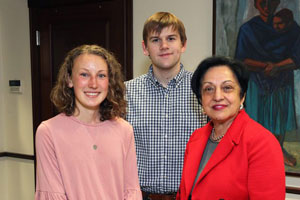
[{"x1": 50, "y1": 44, "x2": 126, "y2": 121}]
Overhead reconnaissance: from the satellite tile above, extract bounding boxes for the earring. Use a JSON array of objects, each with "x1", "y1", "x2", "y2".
[
  {"x1": 200, "y1": 107, "x2": 206, "y2": 115},
  {"x1": 240, "y1": 104, "x2": 244, "y2": 110}
]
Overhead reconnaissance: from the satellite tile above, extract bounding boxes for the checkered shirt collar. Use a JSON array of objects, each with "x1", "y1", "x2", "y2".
[{"x1": 146, "y1": 64, "x2": 185, "y2": 87}]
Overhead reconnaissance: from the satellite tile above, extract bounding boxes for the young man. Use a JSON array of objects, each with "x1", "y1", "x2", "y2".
[{"x1": 125, "y1": 12, "x2": 207, "y2": 199}]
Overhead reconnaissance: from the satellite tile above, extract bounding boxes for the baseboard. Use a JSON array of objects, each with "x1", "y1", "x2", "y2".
[{"x1": 0, "y1": 152, "x2": 34, "y2": 160}]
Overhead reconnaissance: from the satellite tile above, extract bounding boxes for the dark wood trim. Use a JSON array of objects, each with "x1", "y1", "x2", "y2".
[
  {"x1": 28, "y1": 7, "x2": 39, "y2": 184},
  {"x1": 123, "y1": 0, "x2": 133, "y2": 80},
  {"x1": 0, "y1": 152, "x2": 35, "y2": 160},
  {"x1": 27, "y1": 0, "x2": 113, "y2": 8},
  {"x1": 286, "y1": 186, "x2": 300, "y2": 195},
  {"x1": 287, "y1": 172, "x2": 300, "y2": 178},
  {"x1": 286, "y1": 173, "x2": 300, "y2": 194},
  {"x1": 28, "y1": 7, "x2": 41, "y2": 145}
]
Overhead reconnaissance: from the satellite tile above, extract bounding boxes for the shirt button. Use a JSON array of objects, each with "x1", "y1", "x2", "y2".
[{"x1": 165, "y1": 114, "x2": 168, "y2": 118}]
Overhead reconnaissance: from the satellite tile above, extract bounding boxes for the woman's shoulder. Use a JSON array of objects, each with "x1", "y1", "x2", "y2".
[
  {"x1": 39, "y1": 113, "x2": 69, "y2": 127},
  {"x1": 244, "y1": 117, "x2": 274, "y2": 137},
  {"x1": 36, "y1": 114, "x2": 74, "y2": 135},
  {"x1": 110, "y1": 117, "x2": 131, "y2": 126},
  {"x1": 188, "y1": 123, "x2": 211, "y2": 141},
  {"x1": 107, "y1": 117, "x2": 133, "y2": 133},
  {"x1": 241, "y1": 115, "x2": 284, "y2": 174},
  {"x1": 242, "y1": 116, "x2": 280, "y2": 149}
]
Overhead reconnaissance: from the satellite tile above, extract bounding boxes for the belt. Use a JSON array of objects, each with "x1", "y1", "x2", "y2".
[{"x1": 142, "y1": 191, "x2": 177, "y2": 200}]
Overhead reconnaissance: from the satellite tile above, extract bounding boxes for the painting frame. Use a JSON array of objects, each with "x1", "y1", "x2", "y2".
[{"x1": 213, "y1": 0, "x2": 300, "y2": 194}]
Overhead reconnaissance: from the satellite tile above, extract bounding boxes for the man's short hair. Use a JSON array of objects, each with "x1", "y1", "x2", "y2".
[{"x1": 143, "y1": 12, "x2": 187, "y2": 47}]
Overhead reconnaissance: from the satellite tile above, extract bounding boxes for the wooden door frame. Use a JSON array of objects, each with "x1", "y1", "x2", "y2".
[{"x1": 28, "y1": 0, "x2": 133, "y2": 154}]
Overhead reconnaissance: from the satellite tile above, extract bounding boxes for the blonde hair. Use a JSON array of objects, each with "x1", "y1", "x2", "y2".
[{"x1": 143, "y1": 12, "x2": 187, "y2": 46}]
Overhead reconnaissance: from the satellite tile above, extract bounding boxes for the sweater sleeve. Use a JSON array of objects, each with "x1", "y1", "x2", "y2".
[
  {"x1": 35, "y1": 123, "x2": 68, "y2": 200},
  {"x1": 247, "y1": 129, "x2": 285, "y2": 200},
  {"x1": 124, "y1": 127, "x2": 142, "y2": 200}
]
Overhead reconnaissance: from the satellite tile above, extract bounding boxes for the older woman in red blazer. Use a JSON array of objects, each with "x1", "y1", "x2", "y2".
[{"x1": 177, "y1": 57, "x2": 285, "y2": 200}]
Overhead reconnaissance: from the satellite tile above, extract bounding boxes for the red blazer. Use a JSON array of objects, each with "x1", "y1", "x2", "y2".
[{"x1": 177, "y1": 110, "x2": 285, "y2": 200}]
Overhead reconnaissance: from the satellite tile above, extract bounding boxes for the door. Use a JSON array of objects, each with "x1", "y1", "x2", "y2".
[{"x1": 29, "y1": 0, "x2": 133, "y2": 133}]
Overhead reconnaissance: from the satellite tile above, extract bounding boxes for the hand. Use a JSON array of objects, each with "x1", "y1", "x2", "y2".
[{"x1": 264, "y1": 62, "x2": 276, "y2": 76}]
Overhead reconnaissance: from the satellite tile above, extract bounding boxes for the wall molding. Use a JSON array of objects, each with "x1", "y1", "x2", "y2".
[
  {"x1": 0, "y1": 152, "x2": 34, "y2": 160},
  {"x1": 0, "y1": 153, "x2": 299, "y2": 194},
  {"x1": 286, "y1": 186, "x2": 300, "y2": 194}
]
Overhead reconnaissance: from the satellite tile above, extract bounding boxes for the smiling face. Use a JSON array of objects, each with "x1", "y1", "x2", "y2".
[
  {"x1": 68, "y1": 53, "x2": 109, "y2": 114},
  {"x1": 201, "y1": 66, "x2": 245, "y2": 125},
  {"x1": 142, "y1": 26, "x2": 186, "y2": 72}
]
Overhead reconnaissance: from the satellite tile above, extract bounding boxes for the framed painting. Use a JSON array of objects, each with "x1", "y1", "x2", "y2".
[{"x1": 213, "y1": 0, "x2": 300, "y2": 193}]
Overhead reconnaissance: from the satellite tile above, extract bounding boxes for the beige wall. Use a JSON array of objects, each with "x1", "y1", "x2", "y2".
[
  {"x1": 0, "y1": 22, "x2": 3, "y2": 153},
  {"x1": 0, "y1": 0, "x2": 35, "y2": 199},
  {"x1": 0, "y1": 0, "x2": 299, "y2": 200},
  {"x1": 133, "y1": 0, "x2": 213, "y2": 77},
  {"x1": 0, "y1": 158, "x2": 7, "y2": 199},
  {"x1": 0, "y1": 158, "x2": 35, "y2": 200},
  {"x1": 0, "y1": 0, "x2": 33, "y2": 154}
]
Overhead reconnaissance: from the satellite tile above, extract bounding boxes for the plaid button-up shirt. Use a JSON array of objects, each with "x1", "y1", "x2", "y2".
[{"x1": 125, "y1": 65, "x2": 207, "y2": 193}]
